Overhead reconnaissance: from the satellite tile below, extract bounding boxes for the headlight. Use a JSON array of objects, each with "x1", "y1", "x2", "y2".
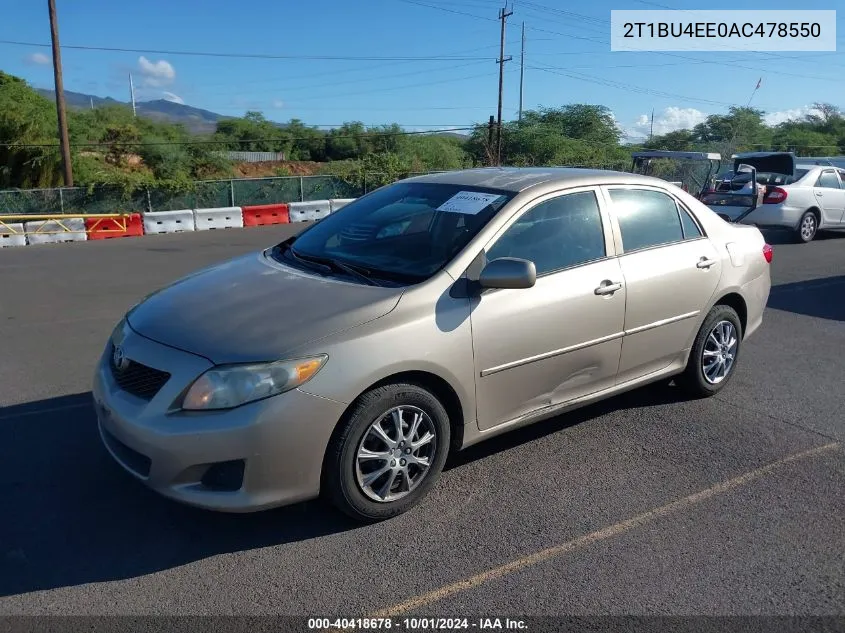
[{"x1": 181, "y1": 355, "x2": 328, "y2": 411}]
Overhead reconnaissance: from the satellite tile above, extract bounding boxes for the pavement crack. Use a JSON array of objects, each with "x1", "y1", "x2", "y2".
[{"x1": 713, "y1": 396, "x2": 839, "y2": 443}]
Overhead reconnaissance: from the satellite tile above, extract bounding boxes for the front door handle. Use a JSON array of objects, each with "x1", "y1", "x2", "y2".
[
  {"x1": 697, "y1": 257, "x2": 717, "y2": 269},
  {"x1": 595, "y1": 280, "x2": 623, "y2": 295}
]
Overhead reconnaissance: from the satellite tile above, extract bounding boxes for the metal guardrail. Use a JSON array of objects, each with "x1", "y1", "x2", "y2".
[{"x1": 218, "y1": 151, "x2": 287, "y2": 163}]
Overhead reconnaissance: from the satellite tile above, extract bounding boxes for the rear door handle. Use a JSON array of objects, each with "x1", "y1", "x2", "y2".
[
  {"x1": 595, "y1": 280, "x2": 623, "y2": 295},
  {"x1": 697, "y1": 257, "x2": 717, "y2": 269}
]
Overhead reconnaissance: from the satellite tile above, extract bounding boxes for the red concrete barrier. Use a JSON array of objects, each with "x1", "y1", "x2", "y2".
[
  {"x1": 242, "y1": 203, "x2": 290, "y2": 226},
  {"x1": 85, "y1": 213, "x2": 144, "y2": 240}
]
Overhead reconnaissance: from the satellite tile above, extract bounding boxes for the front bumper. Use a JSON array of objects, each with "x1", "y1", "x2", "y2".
[{"x1": 92, "y1": 322, "x2": 346, "y2": 512}]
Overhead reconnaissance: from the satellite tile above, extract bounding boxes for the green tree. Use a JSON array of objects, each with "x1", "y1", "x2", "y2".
[
  {"x1": 692, "y1": 107, "x2": 771, "y2": 155},
  {"x1": 0, "y1": 71, "x2": 61, "y2": 188},
  {"x1": 644, "y1": 129, "x2": 697, "y2": 152}
]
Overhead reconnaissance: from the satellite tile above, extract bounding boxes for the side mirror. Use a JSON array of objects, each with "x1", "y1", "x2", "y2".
[{"x1": 478, "y1": 257, "x2": 536, "y2": 290}]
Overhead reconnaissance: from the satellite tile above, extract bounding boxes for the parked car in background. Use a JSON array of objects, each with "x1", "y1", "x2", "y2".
[
  {"x1": 94, "y1": 168, "x2": 773, "y2": 522},
  {"x1": 702, "y1": 152, "x2": 845, "y2": 243}
]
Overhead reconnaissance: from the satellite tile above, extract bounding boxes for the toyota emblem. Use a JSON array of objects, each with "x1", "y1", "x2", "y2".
[{"x1": 112, "y1": 345, "x2": 129, "y2": 371}]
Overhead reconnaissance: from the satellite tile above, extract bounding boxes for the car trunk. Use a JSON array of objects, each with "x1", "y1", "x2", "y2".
[{"x1": 703, "y1": 153, "x2": 796, "y2": 221}]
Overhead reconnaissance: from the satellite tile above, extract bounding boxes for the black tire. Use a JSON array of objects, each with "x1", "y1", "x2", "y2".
[
  {"x1": 323, "y1": 382, "x2": 451, "y2": 522},
  {"x1": 677, "y1": 305, "x2": 743, "y2": 398},
  {"x1": 796, "y1": 210, "x2": 818, "y2": 243}
]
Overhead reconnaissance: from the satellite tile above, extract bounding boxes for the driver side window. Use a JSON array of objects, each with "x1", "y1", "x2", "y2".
[{"x1": 485, "y1": 190, "x2": 606, "y2": 276}]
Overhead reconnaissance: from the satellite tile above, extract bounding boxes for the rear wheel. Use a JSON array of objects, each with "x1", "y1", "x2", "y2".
[
  {"x1": 677, "y1": 305, "x2": 743, "y2": 398},
  {"x1": 323, "y1": 383, "x2": 450, "y2": 522},
  {"x1": 796, "y1": 210, "x2": 818, "y2": 243}
]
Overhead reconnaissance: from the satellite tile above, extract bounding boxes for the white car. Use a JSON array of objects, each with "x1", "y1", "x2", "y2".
[{"x1": 702, "y1": 152, "x2": 845, "y2": 243}]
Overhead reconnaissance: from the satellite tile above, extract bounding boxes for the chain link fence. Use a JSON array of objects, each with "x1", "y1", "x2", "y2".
[
  {"x1": 0, "y1": 175, "x2": 368, "y2": 216},
  {"x1": 0, "y1": 164, "x2": 628, "y2": 216}
]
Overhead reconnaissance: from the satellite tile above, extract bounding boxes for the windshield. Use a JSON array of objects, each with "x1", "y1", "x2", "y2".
[{"x1": 282, "y1": 181, "x2": 515, "y2": 283}]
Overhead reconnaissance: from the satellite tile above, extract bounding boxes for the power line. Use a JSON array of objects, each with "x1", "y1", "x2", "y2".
[
  {"x1": 525, "y1": 6, "x2": 845, "y2": 68},
  {"x1": 394, "y1": 0, "x2": 496, "y2": 21},
  {"x1": 528, "y1": 63, "x2": 736, "y2": 107},
  {"x1": 200, "y1": 59, "x2": 491, "y2": 100},
  {"x1": 198, "y1": 41, "x2": 500, "y2": 90},
  {"x1": 280, "y1": 67, "x2": 513, "y2": 104},
  {"x1": 0, "y1": 127, "x2": 477, "y2": 149},
  {"x1": 0, "y1": 39, "x2": 496, "y2": 61}
]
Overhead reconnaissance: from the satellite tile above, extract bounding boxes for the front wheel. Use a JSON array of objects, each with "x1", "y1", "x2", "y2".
[
  {"x1": 323, "y1": 383, "x2": 451, "y2": 522},
  {"x1": 677, "y1": 305, "x2": 743, "y2": 398},
  {"x1": 796, "y1": 210, "x2": 818, "y2": 243}
]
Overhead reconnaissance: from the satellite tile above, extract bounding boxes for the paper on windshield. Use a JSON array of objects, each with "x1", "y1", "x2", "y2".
[{"x1": 436, "y1": 191, "x2": 504, "y2": 215}]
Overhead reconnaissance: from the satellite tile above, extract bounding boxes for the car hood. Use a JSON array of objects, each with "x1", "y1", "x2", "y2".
[{"x1": 127, "y1": 250, "x2": 403, "y2": 364}]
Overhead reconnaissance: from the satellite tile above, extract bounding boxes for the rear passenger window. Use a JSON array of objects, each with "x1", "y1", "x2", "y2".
[
  {"x1": 608, "y1": 189, "x2": 684, "y2": 252},
  {"x1": 816, "y1": 171, "x2": 841, "y2": 189},
  {"x1": 679, "y1": 207, "x2": 702, "y2": 239}
]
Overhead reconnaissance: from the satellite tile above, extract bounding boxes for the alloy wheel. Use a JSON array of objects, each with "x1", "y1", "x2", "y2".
[
  {"x1": 701, "y1": 320, "x2": 738, "y2": 385},
  {"x1": 355, "y1": 406, "x2": 437, "y2": 503}
]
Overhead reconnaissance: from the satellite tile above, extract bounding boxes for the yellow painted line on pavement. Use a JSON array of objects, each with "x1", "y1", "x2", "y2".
[{"x1": 370, "y1": 441, "x2": 840, "y2": 617}]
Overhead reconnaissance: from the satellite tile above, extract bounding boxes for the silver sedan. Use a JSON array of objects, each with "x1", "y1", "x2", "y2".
[{"x1": 94, "y1": 168, "x2": 772, "y2": 521}]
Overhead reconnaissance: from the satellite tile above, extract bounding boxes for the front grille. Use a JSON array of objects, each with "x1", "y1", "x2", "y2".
[
  {"x1": 109, "y1": 344, "x2": 170, "y2": 400},
  {"x1": 101, "y1": 426, "x2": 152, "y2": 477}
]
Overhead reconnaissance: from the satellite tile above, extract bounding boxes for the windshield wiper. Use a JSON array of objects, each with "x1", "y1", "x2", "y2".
[{"x1": 290, "y1": 248, "x2": 384, "y2": 287}]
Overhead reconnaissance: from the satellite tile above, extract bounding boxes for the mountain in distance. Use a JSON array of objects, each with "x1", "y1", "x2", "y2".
[
  {"x1": 36, "y1": 88, "x2": 223, "y2": 134},
  {"x1": 35, "y1": 88, "x2": 470, "y2": 138}
]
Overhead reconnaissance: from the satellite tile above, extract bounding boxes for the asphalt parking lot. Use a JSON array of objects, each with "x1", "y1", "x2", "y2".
[{"x1": 0, "y1": 225, "x2": 843, "y2": 618}]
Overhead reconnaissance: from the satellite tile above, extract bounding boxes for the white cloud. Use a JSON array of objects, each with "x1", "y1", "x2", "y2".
[
  {"x1": 137, "y1": 56, "x2": 175, "y2": 87},
  {"x1": 271, "y1": 99, "x2": 285, "y2": 109},
  {"x1": 162, "y1": 91, "x2": 184, "y2": 105},
  {"x1": 764, "y1": 105, "x2": 821, "y2": 126},
  {"x1": 631, "y1": 106, "x2": 709, "y2": 137},
  {"x1": 24, "y1": 52, "x2": 50, "y2": 66}
]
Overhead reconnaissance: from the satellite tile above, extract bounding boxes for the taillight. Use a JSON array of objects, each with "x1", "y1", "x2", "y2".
[
  {"x1": 764, "y1": 187, "x2": 788, "y2": 204},
  {"x1": 763, "y1": 243, "x2": 773, "y2": 263}
]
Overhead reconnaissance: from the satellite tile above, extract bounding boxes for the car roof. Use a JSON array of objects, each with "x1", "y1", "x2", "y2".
[
  {"x1": 732, "y1": 151, "x2": 796, "y2": 159},
  {"x1": 403, "y1": 167, "x2": 667, "y2": 193},
  {"x1": 631, "y1": 151, "x2": 721, "y2": 160}
]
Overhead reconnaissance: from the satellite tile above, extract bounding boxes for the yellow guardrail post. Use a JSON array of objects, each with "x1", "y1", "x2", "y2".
[{"x1": 0, "y1": 213, "x2": 133, "y2": 235}]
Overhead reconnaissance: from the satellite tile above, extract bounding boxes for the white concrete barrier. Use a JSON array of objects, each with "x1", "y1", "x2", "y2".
[
  {"x1": 0, "y1": 223, "x2": 27, "y2": 248},
  {"x1": 329, "y1": 198, "x2": 356, "y2": 213},
  {"x1": 24, "y1": 217, "x2": 87, "y2": 245},
  {"x1": 143, "y1": 209, "x2": 196, "y2": 234},
  {"x1": 289, "y1": 200, "x2": 331, "y2": 222},
  {"x1": 194, "y1": 206, "x2": 244, "y2": 231}
]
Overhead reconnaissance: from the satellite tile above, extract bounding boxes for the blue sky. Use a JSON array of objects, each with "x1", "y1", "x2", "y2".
[{"x1": 1, "y1": 0, "x2": 842, "y2": 141}]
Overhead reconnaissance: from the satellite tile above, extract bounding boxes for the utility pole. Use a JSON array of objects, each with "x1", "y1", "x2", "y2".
[
  {"x1": 487, "y1": 115, "x2": 496, "y2": 166},
  {"x1": 129, "y1": 73, "x2": 137, "y2": 117},
  {"x1": 649, "y1": 109, "x2": 654, "y2": 141},
  {"x1": 90, "y1": 97, "x2": 94, "y2": 110},
  {"x1": 48, "y1": 0, "x2": 73, "y2": 187},
  {"x1": 518, "y1": 21, "x2": 525, "y2": 123},
  {"x1": 496, "y1": 3, "x2": 513, "y2": 166}
]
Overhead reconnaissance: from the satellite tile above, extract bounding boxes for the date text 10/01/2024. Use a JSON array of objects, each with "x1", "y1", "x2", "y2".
[{"x1": 307, "y1": 618, "x2": 529, "y2": 630}]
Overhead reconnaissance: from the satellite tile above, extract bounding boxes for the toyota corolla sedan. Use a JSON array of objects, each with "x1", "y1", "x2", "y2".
[{"x1": 93, "y1": 168, "x2": 772, "y2": 522}]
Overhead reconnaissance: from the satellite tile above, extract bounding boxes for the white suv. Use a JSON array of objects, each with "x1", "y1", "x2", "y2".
[{"x1": 703, "y1": 152, "x2": 845, "y2": 243}]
